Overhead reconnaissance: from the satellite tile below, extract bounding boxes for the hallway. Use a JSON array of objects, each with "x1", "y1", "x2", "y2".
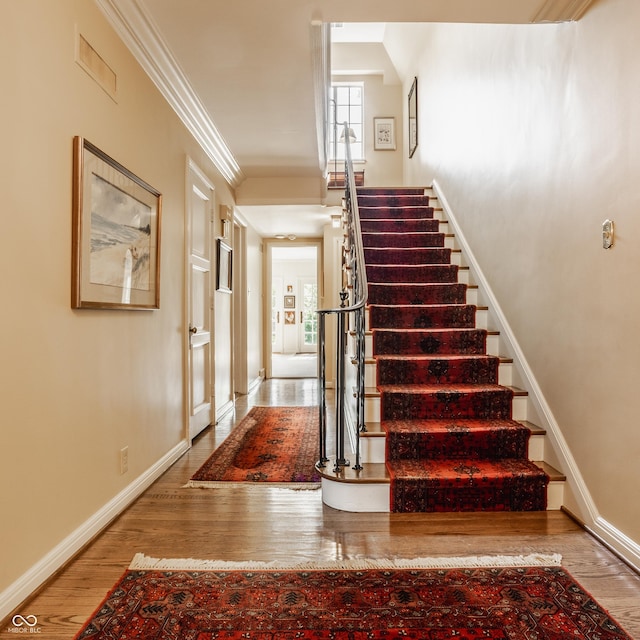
[{"x1": 5, "y1": 379, "x2": 639, "y2": 638}]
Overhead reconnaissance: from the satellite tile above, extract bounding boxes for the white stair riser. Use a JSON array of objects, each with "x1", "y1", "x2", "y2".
[
  {"x1": 475, "y1": 308, "x2": 488, "y2": 329},
  {"x1": 512, "y1": 394, "x2": 527, "y2": 421},
  {"x1": 528, "y1": 435, "x2": 545, "y2": 461},
  {"x1": 547, "y1": 481, "x2": 564, "y2": 510},
  {"x1": 365, "y1": 396, "x2": 380, "y2": 422},
  {"x1": 359, "y1": 436, "x2": 386, "y2": 463},
  {"x1": 320, "y1": 476, "x2": 564, "y2": 512},
  {"x1": 458, "y1": 269, "x2": 471, "y2": 285},
  {"x1": 321, "y1": 478, "x2": 390, "y2": 512}
]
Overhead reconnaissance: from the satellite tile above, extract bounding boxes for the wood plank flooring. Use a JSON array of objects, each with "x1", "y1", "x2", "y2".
[{"x1": 2, "y1": 378, "x2": 639, "y2": 639}]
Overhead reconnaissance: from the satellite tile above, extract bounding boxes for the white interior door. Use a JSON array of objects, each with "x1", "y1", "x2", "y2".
[{"x1": 186, "y1": 161, "x2": 214, "y2": 441}]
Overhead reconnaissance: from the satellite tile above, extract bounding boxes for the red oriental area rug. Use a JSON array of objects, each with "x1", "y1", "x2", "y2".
[
  {"x1": 74, "y1": 554, "x2": 633, "y2": 640},
  {"x1": 187, "y1": 406, "x2": 320, "y2": 487}
]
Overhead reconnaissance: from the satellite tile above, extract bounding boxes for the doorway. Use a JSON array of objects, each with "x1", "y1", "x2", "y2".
[{"x1": 269, "y1": 244, "x2": 319, "y2": 378}]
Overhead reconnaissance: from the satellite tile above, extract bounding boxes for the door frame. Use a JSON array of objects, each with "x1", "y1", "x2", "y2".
[
  {"x1": 263, "y1": 238, "x2": 322, "y2": 379},
  {"x1": 232, "y1": 216, "x2": 248, "y2": 395}
]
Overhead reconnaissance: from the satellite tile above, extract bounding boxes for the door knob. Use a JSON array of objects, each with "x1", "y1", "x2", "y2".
[{"x1": 189, "y1": 325, "x2": 197, "y2": 334}]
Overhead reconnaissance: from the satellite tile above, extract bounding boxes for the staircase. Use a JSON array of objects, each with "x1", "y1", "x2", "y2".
[{"x1": 319, "y1": 186, "x2": 565, "y2": 513}]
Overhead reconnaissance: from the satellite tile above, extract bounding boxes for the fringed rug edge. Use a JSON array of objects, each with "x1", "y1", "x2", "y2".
[
  {"x1": 183, "y1": 480, "x2": 321, "y2": 490},
  {"x1": 129, "y1": 552, "x2": 562, "y2": 572}
]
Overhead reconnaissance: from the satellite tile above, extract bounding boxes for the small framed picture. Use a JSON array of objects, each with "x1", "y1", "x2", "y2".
[
  {"x1": 284, "y1": 295, "x2": 295, "y2": 308},
  {"x1": 216, "y1": 239, "x2": 232, "y2": 293},
  {"x1": 374, "y1": 117, "x2": 396, "y2": 151},
  {"x1": 408, "y1": 77, "x2": 418, "y2": 158}
]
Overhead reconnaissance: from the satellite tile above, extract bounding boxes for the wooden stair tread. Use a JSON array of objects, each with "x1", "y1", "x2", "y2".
[
  {"x1": 316, "y1": 461, "x2": 389, "y2": 483},
  {"x1": 355, "y1": 328, "x2": 498, "y2": 337},
  {"x1": 360, "y1": 385, "x2": 527, "y2": 398},
  {"x1": 368, "y1": 354, "x2": 510, "y2": 363},
  {"x1": 534, "y1": 461, "x2": 566, "y2": 482},
  {"x1": 317, "y1": 460, "x2": 565, "y2": 484},
  {"x1": 364, "y1": 419, "x2": 545, "y2": 436},
  {"x1": 361, "y1": 422, "x2": 386, "y2": 437}
]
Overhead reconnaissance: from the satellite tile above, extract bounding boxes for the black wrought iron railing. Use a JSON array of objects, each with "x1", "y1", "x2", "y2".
[{"x1": 317, "y1": 123, "x2": 368, "y2": 473}]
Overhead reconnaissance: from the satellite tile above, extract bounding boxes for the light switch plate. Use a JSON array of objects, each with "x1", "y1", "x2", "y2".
[{"x1": 602, "y1": 219, "x2": 614, "y2": 249}]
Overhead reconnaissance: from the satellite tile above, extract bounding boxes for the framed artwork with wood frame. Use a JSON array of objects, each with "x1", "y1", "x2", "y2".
[
  {"x1": 216, "y1": 239, "x2": 232, "y2": 293},
  {"x1": 71, "y1": 137, "x2": 162, "y2": 309},
  {"x1": 408, "y1": 77, "x2": 418, "y2": 158}
]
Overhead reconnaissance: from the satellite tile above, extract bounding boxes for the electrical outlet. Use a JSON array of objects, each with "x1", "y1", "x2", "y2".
[{"x1": 120, "y1": 446, "x2": 129, "y2": 475}]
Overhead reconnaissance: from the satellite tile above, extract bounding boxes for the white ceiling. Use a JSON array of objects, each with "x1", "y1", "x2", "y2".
[
  {"x1": 100, "y1": 0, "x2": 595, "y2": 237},
  {"x1": 237, "y1": 204, "x2": 337, "y2": 239}
]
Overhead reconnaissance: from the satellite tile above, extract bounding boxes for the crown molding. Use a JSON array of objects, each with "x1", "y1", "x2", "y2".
[
  {"x1": 94, "y1": 0, "x2": 244, "y2": 188},
  {"x1": 532, "y1": 0, "x2": 596, "y2": 22}
]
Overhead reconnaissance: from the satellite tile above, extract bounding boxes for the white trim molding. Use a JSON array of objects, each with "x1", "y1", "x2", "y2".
[
  {"x1": 432, "y1": 179, "x2": 640, "y2": 573},
  {"x1": 589, "y1": 518, "x2": 640, "y2": 574},
  {"x1": 0, "y1": 441, "x2": 189, "y2": 622},
  {"x1": 95, "y1": 0, "x2": 244, "y2": 188}
]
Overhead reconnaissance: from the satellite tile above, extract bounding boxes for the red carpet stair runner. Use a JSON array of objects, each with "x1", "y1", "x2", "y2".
[{"x1": 357, "y1": 188, "x2": 550, "y2": 513}]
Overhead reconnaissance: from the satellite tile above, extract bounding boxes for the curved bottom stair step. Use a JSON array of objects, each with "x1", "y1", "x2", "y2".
[{"x1": 316, "y1": 460, "x2": 565, "y2": 513}]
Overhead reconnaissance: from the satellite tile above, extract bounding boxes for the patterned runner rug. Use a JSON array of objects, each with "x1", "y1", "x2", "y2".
[
  {"x1": 73, "y1": 554, "x2": 633, "y2": 639},
  {"x1": 187, "y1": 406, "x2": 320, "y2": 487},
  {"x1": 359, "y1": 188, "x2": 549, "y2": 512}
]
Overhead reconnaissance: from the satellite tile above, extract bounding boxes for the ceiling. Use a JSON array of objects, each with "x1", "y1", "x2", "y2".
[{"x1": 98, "y1": 0, "x2": 596, "y2": 237}]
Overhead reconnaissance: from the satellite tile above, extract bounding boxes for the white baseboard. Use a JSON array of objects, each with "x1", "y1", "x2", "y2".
[
  {"x1": 588, "y1": 517, "x2": 640, "y2": 574},
  {"x1": 215, "y1": 399, "x2": 235, "y2": 422},
  {"x1": 248, "y1": 374, "x2": 264, "y2": 395},
  {"x1": 0, "y1": 440, "x2": 189, "y2": 622}
]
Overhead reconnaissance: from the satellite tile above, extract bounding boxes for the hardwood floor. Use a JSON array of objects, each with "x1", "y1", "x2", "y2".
[{"x1": 3, "y1": 378, "x2": 639, "y2": 639}]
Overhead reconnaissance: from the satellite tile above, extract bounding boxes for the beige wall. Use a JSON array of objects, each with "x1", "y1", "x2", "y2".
[
  {"x1": 0, "y1": 0, "x2": 237, "y2": 603},
  {"x1": 386, "y1": 0, "x2": 640, "y2": 549}
]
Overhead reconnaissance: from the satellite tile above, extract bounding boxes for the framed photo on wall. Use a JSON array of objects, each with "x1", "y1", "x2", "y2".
[
  {"x1": 408, "y1": 77, "x2": 418, "y2": 158},
  {"x1": 374, "y1": 117, "x2": 396, "y2": 150},
  {"x1": 216, "y1": 239, "x2": 232, "y2": 292},
  {"x1": 71, "y1": 136, "x2": 162, "y2": 309},
  {"x1": 284, "y1": 295, "x2": 295, "y2": 308}
]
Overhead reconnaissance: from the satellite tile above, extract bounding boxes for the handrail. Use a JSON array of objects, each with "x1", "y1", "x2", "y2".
[{"x1": 317, "y1": 122, "x2": 368, "y2": 472}]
